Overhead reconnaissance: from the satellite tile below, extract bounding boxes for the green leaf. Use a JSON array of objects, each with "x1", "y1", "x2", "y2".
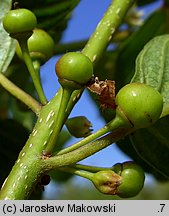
[
  {"x1": 115, "y1": 9, "x2": 165, "y2": 91},
  {"x1": 130, "y1": 116, "x2": 169, "y2": 179},
  {"x1": 117, "y1": 120, "x2": 169, "y2": 180},
  {"x1": 132, "y1": 34, "x2": 169, "y2": 117},
  {"x1": 0, "y1": 0, "x2": 16, "y2": 73},
  {"x1": 117, "y1": 34, "x2": 169, "y2": 180},
  {"x1": 0, "y1": 119, "x2": 29, "y2": 186},
  {"x1": 116, "y1": 136, "x2": 167, "y2": 180}
]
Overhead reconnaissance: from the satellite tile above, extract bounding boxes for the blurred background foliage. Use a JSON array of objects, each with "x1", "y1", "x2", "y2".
[{"x1": 0, "y1": 0, "x2": 169, "y2": 199}]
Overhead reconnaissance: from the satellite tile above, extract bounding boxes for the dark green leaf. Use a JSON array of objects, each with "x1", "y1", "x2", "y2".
[
  {"x1": 0, "y1": 0, "x2": 16, "y2": 73},
  {"x1": 130, "y1": 116, "x2": 169, "y2": 179},
  {"x1": 136, "y1": 0, "x2": 159, "y2": 6},
  {"x1": 116, "y1": 135, "x2": 167, "y2": 180},
  {"x1": 19, "y1": 0, "x2": 80, "y2": 42},
  {"x1": 10, "y1": 98, "x2": 36, "y2": 131},
  {"x1": 0, "y1": 86, "x2": 10, "y2": 119},
  {"x1": 53, "y1": 130, "x2": 72, "y2": 152},
  {"x1": 50, "y1": 169, "x2": 73, "y2": 183},
  {"x1": 0, "y1": 119, "x2": 29, "y2": 186}
]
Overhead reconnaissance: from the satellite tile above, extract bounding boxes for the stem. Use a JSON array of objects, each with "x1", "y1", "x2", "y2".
[
  {"x1": 44, "y1": 87, "x2": 73, "y2": 154},
  {"x1": 71, "y1": 163, "x2": 122, "y2": 174},
  {"x1": 0, "y1": 90, "x2": 63, "y2": 200},
  {"x1": 57, "y1": 113, "x2": 130, "y2": 155},
  {"x1": 54, "y1": 0, "x2": 134, "y2": 156},
  {"x1": 0, "y1": 73, "x2": 41, "y2": 115},
  {"x1": 82, "y1": 0, "x2": 134, "y2": 63},
  {"x1": 61, "y1": 0, "x2": 134, "y2": 120},
  {"x1": 44, "y1": 126, "x2": 133, "y2": 171},
  {"x1": 0, "y1": 1, "x2": 134, "y2": 199},
  {"x1": 54, "y1": 31, "x2": 130, "y2": 55},
  {"x1": 71, "y1": 164, "x2": 112, "y2": 173},
  {"x1": 65, "y1": 89, "x2": 83, "y2": 116},
  {"x1": 33, "y1": 60, "x2": 41, "y2": 77},
  {"x1": 18, "y1": 38, "x2": 47, "y2": 105},
  {"x1": 54, "y1": 40, "x2": 87, "y2": 54},
  {"x1": 58, "y1": 166, "x2": 94, "y2": 181},
  {"x1": 57, "y1": 125, "x2": 111, "y2": 155}
]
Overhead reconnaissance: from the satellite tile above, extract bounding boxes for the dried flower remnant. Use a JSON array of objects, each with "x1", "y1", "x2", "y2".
[{"x1": 87, "y1": 77, "x2": 116, "y2": 109}]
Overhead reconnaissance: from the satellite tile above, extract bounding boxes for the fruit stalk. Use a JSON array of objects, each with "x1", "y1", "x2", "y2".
[
  {"x1": 18, "y1": 38, "x2": 47, "y2": 105},
  {"x1": 44, "y1": 87, "x2": 73, "y2": 155},
  {"x1": 57, "y1": 113, "x2": 132, "y2": 155},
  {"x1": 43, "y1": 126, "x2": 131, "y2": 170}
]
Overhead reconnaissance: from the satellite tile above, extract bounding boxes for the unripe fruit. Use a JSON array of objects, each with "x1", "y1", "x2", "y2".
[
  {"x1": 3, "y1": 8, "x2": 37, "y2": 38},
  {"x1": 115, "y1": 83, "x2": 163, "y2": 129},
  {"x1": 116, "y1": 162, "x2": 145, "y2": 198},
  {"x1": 55, "y1": 52, "x2": 93, "y2": 88},
  {"x1": 16, "y1": 28, "x2": 55, "y2": 63}
]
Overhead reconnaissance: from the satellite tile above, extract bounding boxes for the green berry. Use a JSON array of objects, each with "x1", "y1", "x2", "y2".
[
  {"x1": 91, "y1": 170, "x2": 122, "y2": 195},
  {"x1": 115, "y1": 83, "x2": 163, "y2": 129},
  {"x1": 65, "y1": 116, "x2": 93, "y2": 138},
  {"x1": 3, "y1": 8, "x2": 37, "y2": 38},
  {"x1": 55, "y1": 52, "x2": 93, "y2": 89},
  {"x1": 116, "y1": 162, "x2": 145, "y2": 198},
  {"x1": 16, "y1": 28, "x2": 55, "y2": 63}
]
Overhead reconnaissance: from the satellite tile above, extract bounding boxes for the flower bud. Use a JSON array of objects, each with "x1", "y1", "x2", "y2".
[{"x1": 65, "y1": 116, "x2": 92, "y2": 138}]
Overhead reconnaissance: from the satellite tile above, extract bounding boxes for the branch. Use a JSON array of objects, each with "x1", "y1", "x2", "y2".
[
  {"x1": 43, "y1": 126, "x2": 132, "y2": 171},
  {"x1": 0, "y1": 73, "x2": 41, "y2": 115},
  {"x1": 82, "y1": 0, "x2": 134, "y2": 63}
]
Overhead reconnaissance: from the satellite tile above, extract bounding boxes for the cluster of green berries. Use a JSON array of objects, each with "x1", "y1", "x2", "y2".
[
  {"x1": 3, "y1": 8, "x2": 163, "y2": 123},
  {"x1": 3, "y1": 8, "x2": 55, "y2": 63},
  {"x1": 2, "y1": 7, "x2": 164, "y2": 200}
]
